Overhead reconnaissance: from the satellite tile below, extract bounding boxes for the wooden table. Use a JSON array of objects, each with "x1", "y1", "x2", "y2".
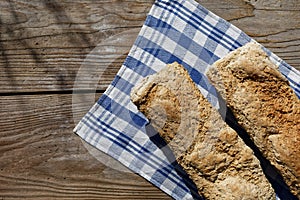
[{"x1": 0, "y1": 0, "x2": 299, "y2": 199}]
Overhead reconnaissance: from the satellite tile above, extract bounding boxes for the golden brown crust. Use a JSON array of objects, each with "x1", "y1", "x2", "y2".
[
  {"x1": 131, "y1": 62, "x2": 275, "y2": 200},
  {"x1": 206, "y1": 42, "x2": 300, "y2": 198}
]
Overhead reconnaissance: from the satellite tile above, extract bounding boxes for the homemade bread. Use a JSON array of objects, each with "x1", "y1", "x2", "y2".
[
  {"x1": 206, "y1": 42, "x2": 300, "y2": 198},
  {"x1": 131, "y1": 62, "x2": 275, "y2": 200}
]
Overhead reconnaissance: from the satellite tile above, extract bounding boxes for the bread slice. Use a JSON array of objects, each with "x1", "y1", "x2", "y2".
[
  {"x1": 206, "y1": 42, "x2": 300, "y2": 198},
  {"x1": 131, "y1": 62, "x2": 275, "y2": 200}
]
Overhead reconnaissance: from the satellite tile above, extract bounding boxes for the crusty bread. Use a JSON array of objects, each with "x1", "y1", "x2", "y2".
[
  {"x1": 131, "y1": 62, "x2": 275, "y2": 200},
  {"x1": 206, "y1": 42, "x2": 300, "y2": 198}
]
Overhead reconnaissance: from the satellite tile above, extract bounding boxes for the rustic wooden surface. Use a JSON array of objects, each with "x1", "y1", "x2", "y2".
[{"x1": 0, "y1": 0, "x2": 299, "y2": 199}]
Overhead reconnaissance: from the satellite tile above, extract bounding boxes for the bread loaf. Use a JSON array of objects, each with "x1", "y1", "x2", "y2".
[
  {"x1": 206, "y1": 42, "x2": 300, "y2": 198},
  {"x1": 131, "y1": 62, "x2": 275, "y2": 199}
]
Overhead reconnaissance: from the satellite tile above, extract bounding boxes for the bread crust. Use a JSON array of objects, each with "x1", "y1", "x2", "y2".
[
  {"x1": 131, "y1": 62, "x2": 275, "y2": 200},
  {"x1": 206, "y1": 42, "x2": 300, "y2": 198}
]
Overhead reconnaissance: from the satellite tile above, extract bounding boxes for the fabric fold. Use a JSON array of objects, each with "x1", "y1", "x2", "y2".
[{"x1": 74, "y1": 0, "x2": 300, "y2": 199}]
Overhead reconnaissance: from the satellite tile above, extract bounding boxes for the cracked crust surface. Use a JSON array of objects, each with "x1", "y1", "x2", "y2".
[
  {"x1": 131, "y1": 62, "x2": 275, "y2": 200},
  {"x1": 206, "y1": 42, "x2": 300, "y2": 198}
]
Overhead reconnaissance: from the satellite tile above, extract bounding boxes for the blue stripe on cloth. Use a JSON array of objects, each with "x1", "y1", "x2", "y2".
[
  {"x1": 124, "y1": 56, "x2": 157, "y2": 77},
  {"x1": 144, "y1": 13, "x2": 173, "y2": 29},
  {"x1": 278, "y1": 62, "x2": 300, "y2": 97},
  {"x1": 135, "y1": 34, "x2": 219, "y2": 102},
  {"x1": 152, "y1": 1, "x2": 300, "y2": 98},
  {"x1": 111, "y1": 75, "x2": 134, "y2": 95},
  {"x1": 154, "y1": 2, "x2": 232, "y2": 51},
  {"x1": 74, "y1": 0, "x2": 300, "y2": 199},
  {"x1": 287, "y1": 78, "x2": 300, "y2": 97},
  {"x1": 86, "y1": 107, "x2": 169, "y2": 169},
  {"x1": 80, "y1": 111, "x2": 191, "y2": 194},
  {"x1": 144, "y1": 16, "x2": 221, "y2": 64},
  {"x1": 96, "y1": 94, "x2": 147, "y2": 128},
  {"x1": 155, "y1": 0, "x2": 247, "y2": 50},
  {"x1": 136, "y1": 35, "x2": 210, "y2": 86}
]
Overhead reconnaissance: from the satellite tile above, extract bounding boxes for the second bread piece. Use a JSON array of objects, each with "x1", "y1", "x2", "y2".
[
  {"x1": 131, "y1": 62, "x2": 275, "y2": 200},
  {"x1": 206, "y1": 42, "x2": 300, "y2": 198}
]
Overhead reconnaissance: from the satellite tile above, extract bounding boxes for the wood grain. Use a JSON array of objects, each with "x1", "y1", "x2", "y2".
[
  {"x1": 0, "y1": 93, "x2": 170, "y2": 199},
  {"x1": 0, "y1": 0, "x2": 299, "y2": 199},
  {"x1": 0, "y1": 0, "x2": 152, "y2": 93},
  {"x1": 0, "y1": 0, "x2": 299, "y2": 93}
]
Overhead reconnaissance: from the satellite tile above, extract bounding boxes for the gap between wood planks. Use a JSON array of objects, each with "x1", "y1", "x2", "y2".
[{"x1": 0, "y1": 89, "x2": 106, "y2": 97}]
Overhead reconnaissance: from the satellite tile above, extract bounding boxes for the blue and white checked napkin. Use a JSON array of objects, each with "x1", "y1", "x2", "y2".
[{"x1": 74, "y1": 0, "x2": 300, "y2": 199}]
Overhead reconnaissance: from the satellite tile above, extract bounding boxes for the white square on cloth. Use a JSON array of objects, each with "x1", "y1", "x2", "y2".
[{"x1": 74, "y1": 0, "x2": 300, "y2": 199}]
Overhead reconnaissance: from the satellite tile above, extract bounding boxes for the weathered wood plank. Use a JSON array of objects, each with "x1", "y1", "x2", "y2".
[
  {"x1": 1, "y1": 0, "x2": 300, "y2": 199},
  {"x1": 202, "y1": 0, "x2": 300, "y2": 69},
  {"x1": 0, "y1": 0, "x2": 152, "y2": 93},
  {"x1": 0, "y1": 0, "x2": 299, "y2": 93},
  {"x1": 0, "y1": 93, "x2": 171, "y2": 199}
]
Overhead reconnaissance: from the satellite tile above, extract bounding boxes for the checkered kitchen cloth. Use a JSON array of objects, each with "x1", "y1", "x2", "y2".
[{"x1": 74, "y1": 0, "x2": 300, "y2": 199}]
